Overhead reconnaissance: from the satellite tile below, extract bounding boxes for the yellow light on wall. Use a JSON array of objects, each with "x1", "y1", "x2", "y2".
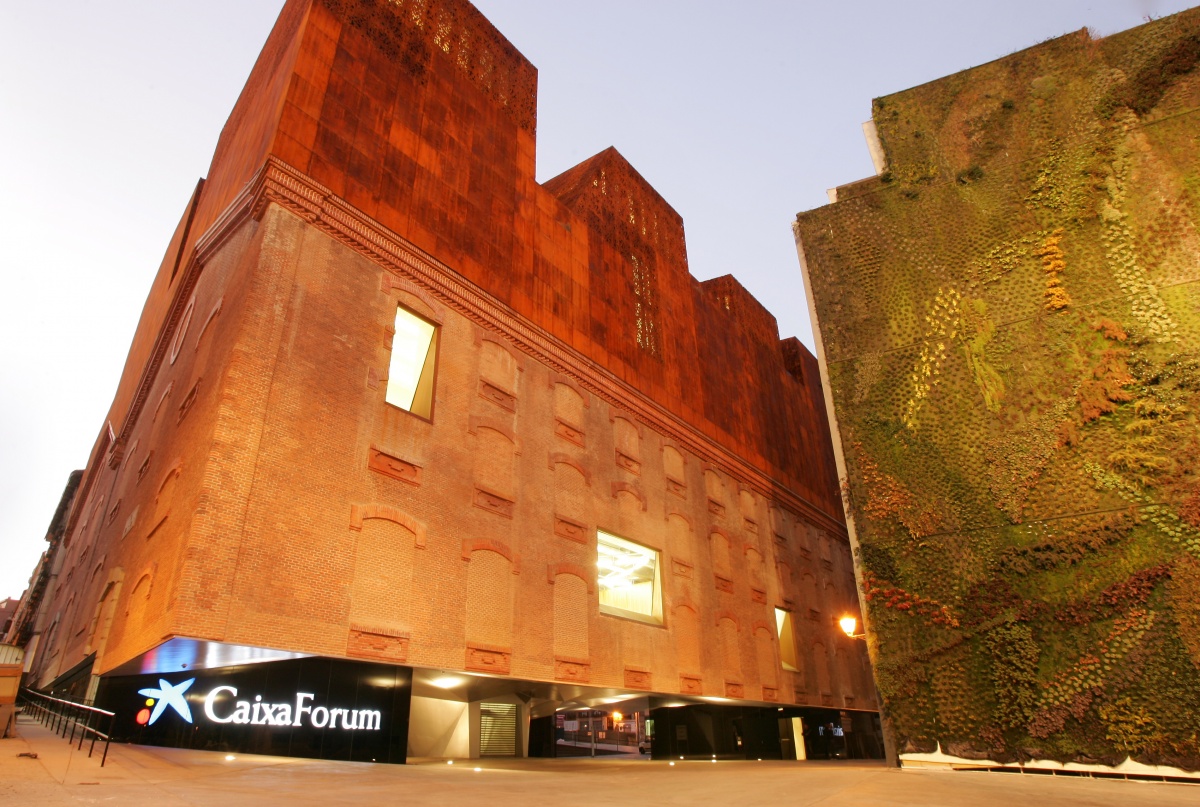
[{"x1": 839, "y1": 616, "x2": 860, "y2": 637}]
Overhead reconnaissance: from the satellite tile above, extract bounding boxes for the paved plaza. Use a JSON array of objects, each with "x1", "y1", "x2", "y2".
[{"x1": 2, "y1": 714, "x2": 1196, "y2": 806}]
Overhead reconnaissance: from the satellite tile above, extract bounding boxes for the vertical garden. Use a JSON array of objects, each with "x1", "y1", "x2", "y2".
[{"x1": 797, "y1": 9, "x2": 1200, "y2": 770}]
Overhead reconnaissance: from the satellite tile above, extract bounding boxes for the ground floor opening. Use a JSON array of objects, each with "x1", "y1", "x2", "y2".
[{"x1": 87, "y1": 639, "x2": 882, "y2": 765}]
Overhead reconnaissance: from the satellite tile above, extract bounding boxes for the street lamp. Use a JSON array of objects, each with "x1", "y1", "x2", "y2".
[{"x1": 839, "y1": 615, "x2": 865, "y2": 639}]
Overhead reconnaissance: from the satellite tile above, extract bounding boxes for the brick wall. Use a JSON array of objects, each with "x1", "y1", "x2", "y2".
[{"x1": 26, "y1": 0, "x2": 869, "y2": 712}]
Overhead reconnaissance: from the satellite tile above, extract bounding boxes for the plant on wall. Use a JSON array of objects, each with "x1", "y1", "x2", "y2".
[{"x1": 797, "y1": 10, "x2": 1200, "y2": 772}]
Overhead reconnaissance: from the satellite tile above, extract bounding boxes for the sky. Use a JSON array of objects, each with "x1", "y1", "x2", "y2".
[{"x1": 0, "y1": 0, "x2": 1195, "y2": 601}]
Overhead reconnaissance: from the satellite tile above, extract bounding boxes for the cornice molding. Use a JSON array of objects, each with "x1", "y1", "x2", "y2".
[{"x1": 123, "y1": 156, "x2": 848, "y2": 539}]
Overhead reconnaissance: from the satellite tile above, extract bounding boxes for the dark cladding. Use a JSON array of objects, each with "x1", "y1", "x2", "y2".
[{"x1": 97, "y1": 657, "x2": 412, "y2": 763}]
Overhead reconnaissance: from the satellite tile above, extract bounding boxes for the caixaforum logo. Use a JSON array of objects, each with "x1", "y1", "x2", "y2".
[
  {"x1": 136, "y1": 678, "x2": 196, "y2": 725},
  {"x1": 133, "y1": 677, "x2": 381, "y2": 731}
]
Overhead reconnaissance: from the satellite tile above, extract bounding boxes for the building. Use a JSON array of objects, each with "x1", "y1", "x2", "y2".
[
  {"x1": 3, "y1": 472, "x2": 82, "y2": 676},
  {"x1": 0, "y1": 600, "x2": 17, "y2": 639},
  {"x1": 19, "y1": 0, "x2": 877, "y2": 763},
  {"x1": 795, "y1": 10, "x2": 1200, "y2": 774}
]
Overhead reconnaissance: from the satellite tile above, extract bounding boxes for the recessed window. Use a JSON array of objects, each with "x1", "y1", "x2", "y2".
[
  {"x1": 597, "y1": 530, "x2": 662, "y2": 624},
  {"x1": 170, "y1": 296, "x2": 196, "y2": 365},
  {"x1": 775, "y1": 608, "x2": 799, "y2": 671},
  {"x1": 385, "y1": 306, "x2": 439, "y2": 419}
]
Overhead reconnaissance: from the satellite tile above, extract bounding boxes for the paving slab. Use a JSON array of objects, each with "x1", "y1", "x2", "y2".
[{"x1": 2, "y1": 713, "x2": 1196, "y2": 806}]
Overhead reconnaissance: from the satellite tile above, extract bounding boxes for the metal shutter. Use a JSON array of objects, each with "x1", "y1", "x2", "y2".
[{"x1": 479, "y1": 703, "x2": 518, "y2": 757}]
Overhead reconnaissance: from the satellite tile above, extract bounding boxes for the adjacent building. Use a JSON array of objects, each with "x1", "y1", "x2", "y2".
[{"x1": 18, "y1": 0, "x2": 877, "y2": 763}]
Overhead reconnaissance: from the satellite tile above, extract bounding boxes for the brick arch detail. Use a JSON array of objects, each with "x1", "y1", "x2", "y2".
[
  {"x1": 468, "y1": 415, "x2": 521, "y2": 454},
  {"x1": 608, "y1": 410, "x2": 644, "y2": 438},
  {"x1": 154, "y1": 462, "x2": 182, "y2": 503},
  {"x1": 474, "y1": 331, "x2": 526, "y2": 373},
  {"x1": 665, "y1": 508, "x2": 692, "y2": 529},
  {"x1": 461, "y1": 539, "x2": 520, "y2": 574},
  {"x1": 714, "y1": 610, "x2": 740, "y2": 630},
  {"x1": 548, "y1": 373, "x2": 589, "y2": 407},
  {"x1": 125, "y1": 569, "x2": 155, "y2": 614},
  {"x1": 382, "y1": 273, "x2": 444, "y2": 322},
  {"x1": 672, "y1": 598, "x2": 699, "y2": 615},
  {"x1": 546, "y1": 563, "x2": 594, "y2": 594},
  {"x1": 611, "y1": 481, "x2": 647, "y2": 511},
  {"x1": 547, "y1": 453, "x2": 592, "y2": 485},
  {"x1": 752, "y1": 619, "x2": 773, "y2": 636},
  {"x1": 660, "y1": 440, "x2": 686, "y2": 457},
  {"x1": 709, "y1": 526, "x2": 733, "y2": 542},
  {"x1": 349, "y1": 504, "x2": 427, "y2": 548}
]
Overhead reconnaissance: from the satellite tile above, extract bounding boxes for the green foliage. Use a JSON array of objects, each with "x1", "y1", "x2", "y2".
[
  {"x1": 956, "y1": 165, "x2": 985, "y2": 185},
  {"x1": 987, "y1": 622, "x2": 1040, "y2": 729},
  {"x1": 795, "y1": 9, "x2": 1200, "y2": 772}
]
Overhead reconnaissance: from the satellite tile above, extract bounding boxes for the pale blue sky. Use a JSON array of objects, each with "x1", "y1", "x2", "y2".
[{"x1": 0, "y1": 0, "x2": 1194, "y2": 600}]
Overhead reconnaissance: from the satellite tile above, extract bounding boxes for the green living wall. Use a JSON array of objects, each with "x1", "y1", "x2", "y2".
[{"x1": 796, "y1": 9, "x2": 1200, "y2": 770}]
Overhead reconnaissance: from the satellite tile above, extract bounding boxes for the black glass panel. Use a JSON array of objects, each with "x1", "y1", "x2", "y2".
[{"x1": 96, "y1": 656, "x2": 412, "y2": 764}]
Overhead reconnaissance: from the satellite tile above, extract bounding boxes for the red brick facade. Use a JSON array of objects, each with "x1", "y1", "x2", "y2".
[{"x1": 25, "y1": 0, "x2": 872, "y2": 716}]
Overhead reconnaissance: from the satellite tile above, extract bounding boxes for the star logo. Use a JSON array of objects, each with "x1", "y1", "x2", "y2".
[{"x1": 137, "y1": 678, "x2": 196, "y2": 725}]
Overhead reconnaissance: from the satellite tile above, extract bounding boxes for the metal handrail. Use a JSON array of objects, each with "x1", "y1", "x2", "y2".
[{"x1": 17, "y1": 688, "x2": 116, "y2": 767}]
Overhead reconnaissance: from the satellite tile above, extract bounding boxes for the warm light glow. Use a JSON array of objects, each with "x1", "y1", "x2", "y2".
[
  {"x1": 597, "y1": 531, "x2": 661, "y2": 622},
  {"x1": 611, "y1": 711, "x2": 623, "y2": 723},
  {"x1": 385, "y1": 306, "x2": 438, "y2": 417},
  {"x1": 775, "y1": 608, "x2": 799, "y2": 671},
  {"x1": 839, "y1": 616, "x2": 859, "y2": 637},
  {"x1": 429, "y1": 676, "x2": 464, "y2": 690}
]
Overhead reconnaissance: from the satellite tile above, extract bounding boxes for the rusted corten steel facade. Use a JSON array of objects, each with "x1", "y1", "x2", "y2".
[{"x1": 26, "y1": 0, "x2": 872, "y2": 730}]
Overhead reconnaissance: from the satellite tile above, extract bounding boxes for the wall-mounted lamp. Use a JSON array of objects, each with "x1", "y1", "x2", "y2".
[{"x1": 839, "y1": 616, "x2": 865, "y2": 639}]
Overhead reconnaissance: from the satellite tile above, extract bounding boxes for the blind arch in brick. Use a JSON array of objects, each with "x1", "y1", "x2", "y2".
[
  {"x1": 465, "y1": 548, "x2": 514, "y2": 650},
  {"x1": 349, "y1": 504, "x2": 427, "y2": 548},
  {"x1": 673, "y1": 603, "x2": 701, "y2": 676},
  {"x1": 552, "y1": 572, "x2": 589, "y2": 661},
  {"x1": 755, "y1": 624, "x2": 777, "y2": 691},
  {"x1": 349, "y1": 516, "x2": 418, "y2": 637}
]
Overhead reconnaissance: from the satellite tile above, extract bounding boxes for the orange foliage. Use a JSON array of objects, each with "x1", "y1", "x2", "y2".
[
  {"x1": 1092, "y1": 318, "x2": 1129, "y2": 342},
  {"x1": 1035, "y1": 228, "x2": 1071, "y2": 311},
  {"x1": 1077, "y1": 348, "x2": 1135, "y2": 422},
  {"x1": 855, "y1": 445, "x2": 942, "y2": 536}
]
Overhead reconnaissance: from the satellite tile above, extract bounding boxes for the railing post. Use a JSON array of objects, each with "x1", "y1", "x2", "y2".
[
  {"x1": 19, "y1": 689, "x2": 117, "y2": 768},
  {"x1": 101, "y1": 712, "x2": 114, "y2": 768}
]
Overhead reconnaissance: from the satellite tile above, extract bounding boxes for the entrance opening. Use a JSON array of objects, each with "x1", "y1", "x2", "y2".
[{"x1": 554, "y1": 708, "x2": 646, "y2": 757}]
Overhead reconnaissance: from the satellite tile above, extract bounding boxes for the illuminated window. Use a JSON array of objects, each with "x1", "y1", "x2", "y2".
[
  {"x1": 597, "y1": 531, "x2": 661, "y2": 624},
  {"x1": 385, "y1": 306, "x2": 439, "y2": 419},
  {"x1": 775, "y1": 608, "x2": 799, "y2": 671}
]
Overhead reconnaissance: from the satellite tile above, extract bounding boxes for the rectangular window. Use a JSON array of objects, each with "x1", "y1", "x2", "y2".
[
  {"x1": 385, "y1": 306, "x2": 439, "y2": 419},
  {"x1": 597, "y1": 531, "x2": 662, "y2": 624},
  {"x1": 776, "y1": 607, "x2": 799, "y2": 671}
]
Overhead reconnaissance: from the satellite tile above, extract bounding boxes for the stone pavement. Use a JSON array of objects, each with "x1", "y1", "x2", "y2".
[{"x1": 1, "y1": 713, "x2": 1196, "y2": 806}]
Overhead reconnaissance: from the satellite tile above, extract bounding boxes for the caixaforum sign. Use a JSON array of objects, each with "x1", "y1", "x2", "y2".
[
  {"x1": 134, "y1": 676, "x2": 382, "y2": 731},
  {"x1": 203, "y1": 686, "x2": 382, "y2": 730},
  {"x1": 98, "y1": 656, "x2": 412, "y2": 764}
]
